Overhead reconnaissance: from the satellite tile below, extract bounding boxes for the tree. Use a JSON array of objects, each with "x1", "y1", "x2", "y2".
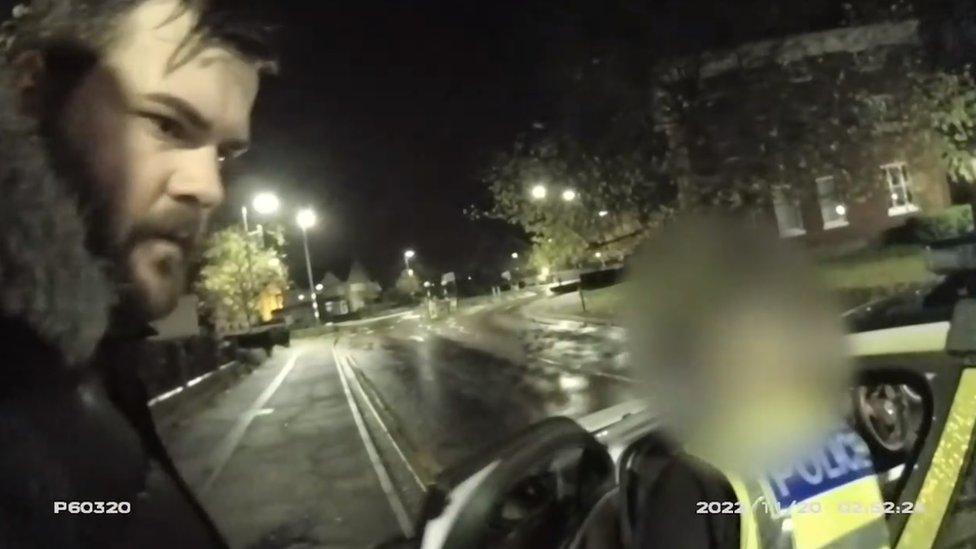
[
  {"x1": 480, "y1": 131, "x2": 676, "y2": 269},
  {"x1": 196, "y1": 226, "x2": 290, "y2": 328}
]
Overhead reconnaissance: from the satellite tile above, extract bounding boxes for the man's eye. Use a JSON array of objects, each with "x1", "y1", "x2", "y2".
[{"x1": 146, "y1": 114, "x2": 187, "y2": 141}]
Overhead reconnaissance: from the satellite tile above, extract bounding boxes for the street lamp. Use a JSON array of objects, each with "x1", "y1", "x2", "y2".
[
  {"x1": 562, "y1": 189, "x2": 577, "y2": 202},
  {"x1": 598, "y1": 210, "x2": 609, "y2": 217},
  {"x1": 404, "y1": 249, "x2": 416, "y2": 272},
  {"x1": 315, "y1": 283, "x2": 324, "y2": 292},
  {"x1": 511, "y1": 252, "x2": 519, "y2": 259},
  {"x1": 252, "y1": 192, "x2": 280, "y2": 215},
  {"x1": 296, "y1": 208, "x2": 319, "y2": 323},
  {"x1": 531, "y1": 184, "x2": 548, "y2": 200}
]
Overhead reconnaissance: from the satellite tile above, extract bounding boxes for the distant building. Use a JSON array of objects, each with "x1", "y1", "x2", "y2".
[
  {"x1": 345, "y1": 261, "x2": 382, "y2": 312},
  {"x1": 316, "y1": 261, "x2": 383, "y2": 317},
  {"x1": 658, "y1": 19, "x2": 958, "y2": 252},
  {"x1": 317, "y1": 271, "x2": 349, "y2": 316}
]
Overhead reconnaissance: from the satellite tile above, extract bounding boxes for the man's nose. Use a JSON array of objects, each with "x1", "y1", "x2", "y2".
[{"x1": 166, "y1": 147, "x2": 225, "y2": 209}]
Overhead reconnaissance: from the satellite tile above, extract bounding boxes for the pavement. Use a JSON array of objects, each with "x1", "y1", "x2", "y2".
[
  {"x1": 157, "y1": 293, "x2": 633, "y2": 548},
  {"x1": 157, "y1": 340, "x2": 404, "y2": 549}
]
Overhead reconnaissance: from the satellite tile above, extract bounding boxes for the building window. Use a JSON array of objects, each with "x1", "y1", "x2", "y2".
[
  {"x1": 772, "y1": 187, "x2": 805, "y2": 237},
  {"x1": 883, "y1": 162, "x2": 918, "y2": 216},
  {"x1": 817, "y1": 176, "x2": 849, "y2": 229}
]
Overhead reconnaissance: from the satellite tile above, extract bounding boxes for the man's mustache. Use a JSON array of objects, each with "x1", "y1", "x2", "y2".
[{"x1": 125, "y1": 207, "x2": 207, "y2": 253}]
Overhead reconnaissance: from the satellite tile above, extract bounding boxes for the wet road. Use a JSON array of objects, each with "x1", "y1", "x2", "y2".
[
  {"x1": 160, "y1": 294, "x2": 637, "y2": 548},
  {"x1": 337, "y1": 296, "x2": 636, "y2": 478}
]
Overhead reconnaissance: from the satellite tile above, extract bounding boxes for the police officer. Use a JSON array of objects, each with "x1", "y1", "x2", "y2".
[{"x1": 623, "y1": 216, "x2": 889, "y2": 548}]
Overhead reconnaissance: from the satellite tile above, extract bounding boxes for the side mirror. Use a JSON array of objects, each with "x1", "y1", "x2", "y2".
[
  {"x1": 946, "y1": 299, "x2": 976, "y2": 358},
  {"x1": 416, "y1": 417, "x2": 613, "y2": 549}
]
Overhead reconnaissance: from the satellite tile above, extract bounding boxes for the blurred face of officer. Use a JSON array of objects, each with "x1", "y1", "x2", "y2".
[
  {"x1": 29, "y1": 0, "x2": 261, "y2": 319},
  {"x1": 627, "y1": 217, "x2": 851, "y2": 474}
]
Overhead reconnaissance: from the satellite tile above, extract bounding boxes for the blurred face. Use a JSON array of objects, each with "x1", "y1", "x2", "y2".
[
  {"x1": 55, "y1": 0, "x2": 260, "y2": 319},
  {"x1": 626, "y1": 217, "x2": 851, "y2": 475}
]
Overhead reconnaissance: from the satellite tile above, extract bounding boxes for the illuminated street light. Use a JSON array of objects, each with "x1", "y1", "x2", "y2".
[
  {"x1": 598, "y1": 210, "x2": 609, "y2": 217},
  {"x1": 296, "y1": 208, "x2": 317, "y2": 230},
  {"x1": 298, "y1": 294, "x2": 306, "y2": 301},
  {"x1": 252, "y1": 192, "x2": 281, "y2": 215},
  {"x1": 511, "y1": 252, "x2": 519, "y2": 259},
  {"x1": 595, "y1": 252, "x2": 603, "y2": 259},
  {"x1": 562, "y1": 189, "x2": 577, "y2": 202},
  {"x1": 531, "y1": 184, "x2": 548, "y2": 200},
  {"x1": 315, "y1": 283, "x2": 324, "y2": 292},
  {"x1": 403, "y1": 248, "x2": 417, "y2": 272},
  {"x1": 835, "y1": 204, "x2": 847, "y2": 217}
]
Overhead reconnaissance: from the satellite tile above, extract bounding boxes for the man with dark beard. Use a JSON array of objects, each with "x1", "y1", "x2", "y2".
[{"x1": 0, "y1": 0, "x2": 274, "y2": 546}]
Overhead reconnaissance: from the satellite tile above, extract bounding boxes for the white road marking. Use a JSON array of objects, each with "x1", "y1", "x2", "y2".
[
  {"x1": 343, "y1": 353, "x2": 426, "y2": 490},
  {"x1": 332, "y1": 344, "x2": 414, "y2": 537},
  {"x1": 200, "y1": 351, "x2": 302, "y2": 494},
  {"x1": 147, "y1": 361, "x2": 236, "y2": 407}
]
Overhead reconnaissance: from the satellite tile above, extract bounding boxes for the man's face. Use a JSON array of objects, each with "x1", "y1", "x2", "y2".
[{"x1": 55, "y1": 0, "x2": 261, "y2": 319}]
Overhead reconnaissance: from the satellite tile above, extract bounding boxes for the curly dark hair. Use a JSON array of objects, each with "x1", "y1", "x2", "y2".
[{"x1": 0, "y1": 0, "x2": 277, "y2": 72}]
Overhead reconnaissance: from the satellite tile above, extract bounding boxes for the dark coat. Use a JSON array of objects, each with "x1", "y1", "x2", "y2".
[{"x1": 0, "y1": 81, "x2": 226, "y2": 547}]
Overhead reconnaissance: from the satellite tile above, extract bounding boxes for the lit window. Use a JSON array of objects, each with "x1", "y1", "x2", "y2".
[
  {"x1": 883, "y1": 162, "x2": 918, "y2": 216},
  {"x1": 817, "y1": 176, "x2": 848, "y2": 229},
  {"x1": 772, "y1": 187, "x2": 805, "y2": 237}
]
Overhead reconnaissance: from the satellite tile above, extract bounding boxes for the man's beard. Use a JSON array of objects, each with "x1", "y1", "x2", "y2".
[
  {"x1": 41, "y1": 111, "x2": 206, "y2": 321},
  {"x1": 36, "y1": 47, "x2": 208, "y2": 320}
]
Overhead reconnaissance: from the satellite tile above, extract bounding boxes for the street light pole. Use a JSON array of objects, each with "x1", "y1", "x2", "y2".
[
  {"x1": 296, "y1": 208, "x2": 320, "y2": 323},
  {"x1": 300, "y1": 227, "x2": 319, "y2": 323},
  {"x1": 241, "y1": 206, "x2": 250, "y2": 234},
  {"x1": 239, "y1": 206, "x2": 256, "y2": 330}
]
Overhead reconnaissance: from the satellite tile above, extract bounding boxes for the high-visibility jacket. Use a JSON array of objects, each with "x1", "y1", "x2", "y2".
[{"x1": 728, "y1": 428, "x2": 890, "y2": 549}]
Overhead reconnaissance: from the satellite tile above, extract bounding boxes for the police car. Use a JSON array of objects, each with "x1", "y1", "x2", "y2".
[{"x1": 396, "y1": 239, "x2": 976, "y2": 549}]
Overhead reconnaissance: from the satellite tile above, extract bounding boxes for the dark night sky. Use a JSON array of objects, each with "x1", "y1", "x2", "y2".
[{"x1": 230, "y1": 0, "x2": 553, "y2": 286}]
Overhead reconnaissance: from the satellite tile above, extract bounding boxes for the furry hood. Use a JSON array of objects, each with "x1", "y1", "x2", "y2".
[{"x1": 0, "y1": 82, "x2": 112, "y2": 365}]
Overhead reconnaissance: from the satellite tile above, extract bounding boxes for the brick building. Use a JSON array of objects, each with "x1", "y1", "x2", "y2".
[{"x1": 659, "y1": 19, "x2": 956, "y2": 252}]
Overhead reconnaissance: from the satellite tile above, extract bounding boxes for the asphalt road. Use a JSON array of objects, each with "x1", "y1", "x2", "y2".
[
  {"x1": 159, "y1": 295, "x2": 636, "y2": 548},
  {"x1": 338, "y1": 298, "x2": 635, "y2": 478}
]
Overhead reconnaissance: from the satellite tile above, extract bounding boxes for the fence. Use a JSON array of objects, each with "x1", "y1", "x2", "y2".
[{"x1": 139, "y1": 336, "x2": 238, "y2": 400}]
